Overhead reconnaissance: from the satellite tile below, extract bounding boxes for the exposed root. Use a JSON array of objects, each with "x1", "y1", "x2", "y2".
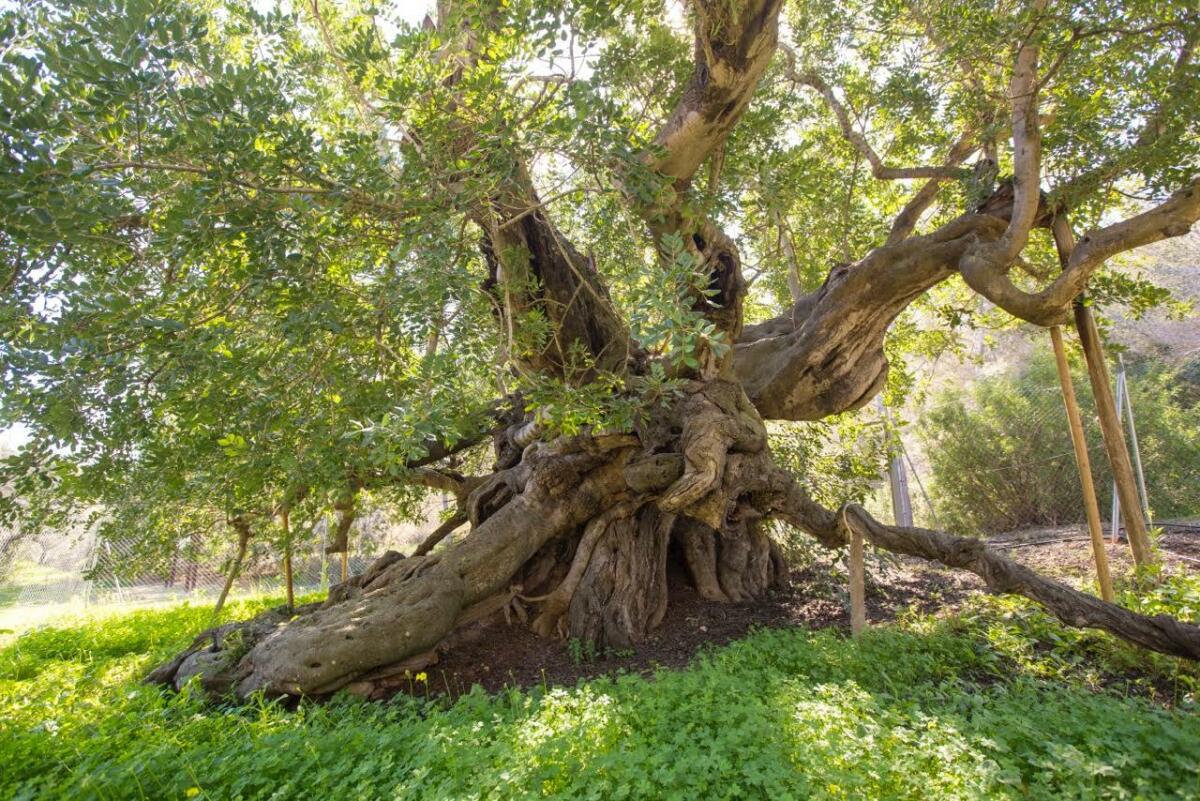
[
  {"x1": 566, "y1": 505, "x2": 676, "y2": 647},
  {"x1": 145, "y1": 376, "x2": 1200, "y2": 705},
  {"x1": 147, "y1": 444, "x2": 633, "y2": 698},
  {"x1": 657, "y1": 380, "x2": 767, "y2": 528},
  {"x1": 676, "y1": 518, "x2": 729, "y2": 602},
  {"x1": 527, "y1": 501, "x2": 640, "y2": 638}
]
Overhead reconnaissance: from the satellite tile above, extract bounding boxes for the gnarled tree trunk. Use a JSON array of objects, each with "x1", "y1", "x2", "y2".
[
  {"x1": 148, "y1": 0, "x2": 1200, "y2": 701},
  {"x1": 149, "y1": 373, "x2": 1200, "y2": 700}
]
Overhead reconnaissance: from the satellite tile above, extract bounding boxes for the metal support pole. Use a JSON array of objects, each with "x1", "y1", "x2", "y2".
[
  {"x1": 1119, "y1": 354, "x2": 1151, "y2": 525},
  {"x1": 878, "y1": 400, "x2": 913, "y2": 527},
  {"x1": 1110, "y1": 365, "x2": 1125, "y2": 543}
]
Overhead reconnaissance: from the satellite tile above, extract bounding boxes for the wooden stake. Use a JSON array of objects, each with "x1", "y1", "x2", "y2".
[
  {"x1": 1051, "y1": 215, "x2": 1154, "y2": 567},
  {"x1": 1050, "y1": 326, "x2": 1115, "y2": 602},
  {"x1": 1074, "y1": 304, "x2": 1154, "y2": 567},
  {"x1": 847, "y1": 516, "x2": 867, "y2": 636},
  {"x1": 340, "y1": 549, "x2": 349, "y2": 583}
]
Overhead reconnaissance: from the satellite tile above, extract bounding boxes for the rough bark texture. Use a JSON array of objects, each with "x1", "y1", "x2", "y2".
[
  {"x1": 149, "y1": 382, "x2": 795, "y2": 698},
  {"x1": 148, "y1": 0, "x2": 1200, "y2": 702},
  {"x1": 150, "y1": 373, "x2": 1200, "y2": 700}
]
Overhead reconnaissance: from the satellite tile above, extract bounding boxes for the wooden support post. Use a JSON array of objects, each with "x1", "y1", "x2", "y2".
[
  {"x1": 340, "y1": 549, "x2": 349, "y2": 583},
  {"x1": 1050, "y1": 326, "x2": 1115, "y2": 602},
  {"x1": 1074, "y1": 304, "x2": 1154, "y2": 567},
  {"x1": 1051, "y1": 215, "x2": 1154, "y2": 567},
  {"x1": 847, "y1": 517, "x2": 867, "y2": 636}
]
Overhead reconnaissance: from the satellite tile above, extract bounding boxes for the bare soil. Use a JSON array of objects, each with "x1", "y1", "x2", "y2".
[{"x1": 388, "y1": 525, "x2": 1200, "y2": 700}]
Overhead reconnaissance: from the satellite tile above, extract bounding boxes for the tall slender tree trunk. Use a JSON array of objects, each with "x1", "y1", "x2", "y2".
[
  {"x1": 212, "y1": 521, "x2": 252, "y2": 619},
  {"x1": 281, "y1": 509, "x2": 295, "y2": 613}
]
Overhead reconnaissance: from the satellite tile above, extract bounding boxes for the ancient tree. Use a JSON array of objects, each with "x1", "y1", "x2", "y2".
[{"x1": 2, "y1": 0, "x2": 1199, "y2": 699}]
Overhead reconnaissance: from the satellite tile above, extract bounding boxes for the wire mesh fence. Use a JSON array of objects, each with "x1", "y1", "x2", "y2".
[
  {"x1": 0, "y1": 502, "x2": 446, "y2": 627},
  {"x1": 886, "y1": 349, "x2": 1200, "y2": 539}
]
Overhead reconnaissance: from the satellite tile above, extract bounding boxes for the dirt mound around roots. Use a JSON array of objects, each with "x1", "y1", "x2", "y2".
[
  {"x1": 374, "y1": 553, "x2": 980, "y2": 699},
  {"x1": 374, "y1": 527, "x2": 1199, "y2": 701}
]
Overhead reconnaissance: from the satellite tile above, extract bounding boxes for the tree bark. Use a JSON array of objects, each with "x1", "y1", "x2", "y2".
[
  {"x1": 212, "y1": 521, "x2": 251, "y2": 619},
  {"x1": 145, "y1": 1, "x2": 1200, "y2": 702},
  {"x1": 151, "y1": 376, "x2": 1200, "y2": 701}
]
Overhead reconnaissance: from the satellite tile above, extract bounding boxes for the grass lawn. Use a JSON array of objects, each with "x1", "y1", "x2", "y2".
[{"x1": 2, "y1": 577, "x2": 1199, "y2": 801}]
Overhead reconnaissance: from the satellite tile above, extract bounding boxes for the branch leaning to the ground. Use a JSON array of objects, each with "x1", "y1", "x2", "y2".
[{"x1": 767, "y1": 471, "x2": 1200, "y2": 661}]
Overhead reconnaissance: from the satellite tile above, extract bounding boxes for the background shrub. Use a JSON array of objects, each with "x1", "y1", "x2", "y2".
[{"x1": 919, "y1": 353, "x2": 1200, "y2": 535}]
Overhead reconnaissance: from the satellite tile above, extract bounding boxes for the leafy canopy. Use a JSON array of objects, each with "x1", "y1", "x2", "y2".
[{"x1": 1, "y1": 0, "x2": 1195, "y2": 555}]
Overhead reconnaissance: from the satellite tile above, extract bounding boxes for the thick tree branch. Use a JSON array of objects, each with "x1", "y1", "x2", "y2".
[
  {"x1": 989, "y1": 1, "x2": 1048, "y2": 263},
  {"x1": 1067, "y1": 177, "x2": 1200, "y2": 275},
  {"x1": 644, "y1": 0, "x2": 785, "y2": 189},
  {"x1": 960, "y1": 177, "x2": 1200, "y2": 326},
  {"x1": 735, "y1": 213, "x2": 1007, "y2": 420},
  {"x1": 769, "y1": 474, "x2": 1200, "y2": 661},
  {"x1": 420, "y1": 3, "x2": 634, "y2": 379}
]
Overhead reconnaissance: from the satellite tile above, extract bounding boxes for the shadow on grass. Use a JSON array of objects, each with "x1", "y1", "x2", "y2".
[{"x1": 3, "y1": 599, "x2": 1199, "y2": 800}]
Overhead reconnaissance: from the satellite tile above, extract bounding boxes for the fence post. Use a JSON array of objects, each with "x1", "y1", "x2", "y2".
[
  {"x1": 1110, "y1": 364, "x2": 1125, "y2": 543},
  {"x1": 1050, "y1": 326, "x2": 1115, "y2": 602},
  {"x1": 878, "y1": 399, "x2": 914, "y2": 527},
  {"x1": 1119, "y1": 354, "x2": 1152, "y2": 526}
]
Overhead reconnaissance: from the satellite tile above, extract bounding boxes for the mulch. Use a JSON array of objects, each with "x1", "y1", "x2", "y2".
[{"x1": 387, "y1": 526, "x2": 1200, "y2": 700}]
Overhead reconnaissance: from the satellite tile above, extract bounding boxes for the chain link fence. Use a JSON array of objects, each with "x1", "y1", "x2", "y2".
[
  {"x1": 882, "y1": 348, "x2": 1200, "y2": 541},
  {"x1": 0, "y1": 501, "x2": 448, "y2": 630}
]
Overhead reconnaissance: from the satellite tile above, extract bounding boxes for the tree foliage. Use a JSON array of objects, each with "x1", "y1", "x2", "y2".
[{"x1": 2, "y1": 0, "x2": 1199, "y2": 690}]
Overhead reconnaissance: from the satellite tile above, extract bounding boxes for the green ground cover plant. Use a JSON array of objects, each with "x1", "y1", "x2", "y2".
[{"x1": 2, "y1": 578, "x2": 1198, "y2": 801}]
